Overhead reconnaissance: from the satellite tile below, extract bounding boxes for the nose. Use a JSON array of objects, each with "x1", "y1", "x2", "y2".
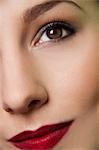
[
  {"x1": 1, "y1": 51, "x2": 48, "y2": 114},
  {"x1": 3, "y1": 85, "x2": 48, "y2": 114}
]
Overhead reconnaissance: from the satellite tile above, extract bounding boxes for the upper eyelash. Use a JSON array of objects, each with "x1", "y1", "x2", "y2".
[
  {"x1": 32, "y1": 20, "x2": 76, "y2": 44},
  {"x1": 36, "y1": 21, "x2": 76, "y2": 37}
]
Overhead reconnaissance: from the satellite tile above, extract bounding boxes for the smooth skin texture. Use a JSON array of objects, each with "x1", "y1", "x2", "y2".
[{"x1": 0, "y1": 0, "x2": 99, "y2": 149}]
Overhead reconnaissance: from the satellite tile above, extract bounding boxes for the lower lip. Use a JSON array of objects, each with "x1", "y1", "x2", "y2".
[{"x1": 10, "y1": 121, "x2": 73, "y2": 150}]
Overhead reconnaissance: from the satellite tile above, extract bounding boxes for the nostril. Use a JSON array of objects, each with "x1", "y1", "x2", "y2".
[
  {"x1": 28, "y1": 100, "x2": 42, "y2": 110},
  {"x1": 5, "y1": 107, "x2": 13, "y2": 113}
]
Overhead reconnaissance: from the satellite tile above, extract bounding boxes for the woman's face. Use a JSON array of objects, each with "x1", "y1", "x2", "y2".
[{"x1": 0, "y1": 0, "x2": 99, "y2": 149}]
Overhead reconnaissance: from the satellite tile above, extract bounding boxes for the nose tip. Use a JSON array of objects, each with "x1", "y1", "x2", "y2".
[
  {"x1": 4, "y1": 96, "x2": 48, "y2": 114},
  {"x1": 4, "y1": 98, "x2": 47, "y2": 114},
  {"x1": 3, "y1": 88, "x2": 48, "y2": 114}
]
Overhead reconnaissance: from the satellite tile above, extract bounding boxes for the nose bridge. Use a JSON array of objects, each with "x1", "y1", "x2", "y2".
[
  {"x1": 2, "y1": 48, "x2": 30, "y2": 92},
  {"x1": 0, "y1": 16, "x2": 36, "y2": 98},
  {"x1": 2, "y1": 47, "x2": 33, "y2": 100},
  {"x1": 2, "y1": 48, "x2": 47, "y2": 113},
  {"x1": 0, "y1": 7, "x2": 48, "y2": 114},
  {"x1": 1, "y1": 39, "x2": 45, "y2": 111}
]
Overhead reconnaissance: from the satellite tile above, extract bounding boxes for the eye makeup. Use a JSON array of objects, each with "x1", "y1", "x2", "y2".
[
  {"x1": 24, "y1": 3, "x2": 85, "y2": 50},
  {"x1": 31, "y1": 20, "x2": 76, "y2": 47}
]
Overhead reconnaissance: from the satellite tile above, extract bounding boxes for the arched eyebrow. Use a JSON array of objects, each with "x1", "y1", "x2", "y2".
[{"x1": 23, "y1": 0, "x2": 84, "y2": 24}]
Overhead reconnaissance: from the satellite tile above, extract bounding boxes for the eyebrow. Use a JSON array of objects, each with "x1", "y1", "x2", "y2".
[{"x1": 23, "y1": 0, "x2": 83, "y2": 24}]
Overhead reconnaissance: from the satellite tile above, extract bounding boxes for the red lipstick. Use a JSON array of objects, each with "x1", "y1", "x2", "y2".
[{"x1": 8, "y1": 121, "x2": 73, "y2": 150}]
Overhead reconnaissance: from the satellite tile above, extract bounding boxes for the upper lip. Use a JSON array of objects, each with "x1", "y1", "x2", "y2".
[{"x1": 8, "y1": 120, "x2": 73, "y2": 143}]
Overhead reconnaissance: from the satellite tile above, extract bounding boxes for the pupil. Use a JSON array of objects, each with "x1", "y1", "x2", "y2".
[{"x1": 46, "y1": 26, "x2": 62, "y2": 39}]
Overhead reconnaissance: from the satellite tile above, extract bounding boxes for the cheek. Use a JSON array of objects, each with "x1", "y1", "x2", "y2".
[
  {"x1": 63, "y1": 61, "x2": 97, "y2": 113},
  {"x1": 55, "y1": 59, "x2": 97, "y2": 117},
  {"x1": 36, "y1": 42, "x2": 98, "y2": 116}
]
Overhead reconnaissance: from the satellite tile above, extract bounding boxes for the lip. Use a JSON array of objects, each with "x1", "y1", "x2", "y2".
[{"x1": 8, "y1": 120, "x2": 73, "y2": 150}]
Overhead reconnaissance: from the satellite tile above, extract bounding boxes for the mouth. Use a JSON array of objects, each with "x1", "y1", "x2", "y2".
[{"x1": 8, "y1": 120, "x2": 73, "y2": 150}]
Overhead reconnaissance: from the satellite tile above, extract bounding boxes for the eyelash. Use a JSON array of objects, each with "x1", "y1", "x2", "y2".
[{"x1": 31, "y1": 20, "x2": 76, "y2": 47}]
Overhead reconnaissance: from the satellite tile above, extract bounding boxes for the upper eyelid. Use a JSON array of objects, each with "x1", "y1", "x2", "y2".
[
  {"x1": 31, "y1": 21, "x2": 76, "y2": 45},
  {"x1": 32, "y1": 21, "x2": 74, "y2": 40},
  {"x1": 37, "y1": 21, "x2": 74, "y2": 34}
]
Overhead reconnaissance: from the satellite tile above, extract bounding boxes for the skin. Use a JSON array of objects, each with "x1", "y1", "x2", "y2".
[{"x1": 0, "y1": 0, "x2": 99, "y2": 149}]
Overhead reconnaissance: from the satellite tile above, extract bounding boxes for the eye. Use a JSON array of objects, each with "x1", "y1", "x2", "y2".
[{"x1": 33, "y1": 21, "x2": 76, "y2": 46}]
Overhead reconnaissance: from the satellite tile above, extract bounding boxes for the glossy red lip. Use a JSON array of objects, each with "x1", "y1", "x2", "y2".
[{"x1": 8, "y1": 121, "x2": 73, "y2": 150}]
